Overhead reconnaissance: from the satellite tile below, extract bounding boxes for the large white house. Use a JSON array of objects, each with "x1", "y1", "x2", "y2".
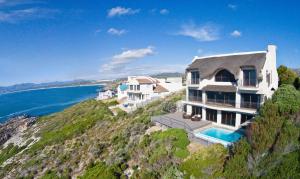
[
  {"x1": 118, "y1": 76, "x2": 184, "y2": 106},
  {"x1": 183, "y1": 45, "x2": 278, "y2": 130}
]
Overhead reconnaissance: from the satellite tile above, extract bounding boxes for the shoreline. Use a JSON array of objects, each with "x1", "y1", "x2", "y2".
[{"x1": 0, "y1": 83, "x2": 104, "y2": 96}]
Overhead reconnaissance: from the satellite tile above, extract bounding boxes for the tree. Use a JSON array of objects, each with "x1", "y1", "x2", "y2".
[{"x1": 277, "y1": 65, "x2": 297, "y2": 86}]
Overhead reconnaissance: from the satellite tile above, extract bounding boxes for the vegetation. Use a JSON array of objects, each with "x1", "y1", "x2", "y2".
[
  {"x1": 223, "y1": 84, "x2": 300, "y2": 178},
  {"x1": 277, "y1": 65, "x2": 298, "y2": 86},
  {"x1": 180, "y1": 144, "x2": 227, "y2": 179},
  {"x1": 1, "y1": 74, "x2": 300, "y2": 178}
]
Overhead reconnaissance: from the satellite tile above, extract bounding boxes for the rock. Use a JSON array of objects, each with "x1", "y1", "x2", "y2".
[{"x1": 0, "y1": 115, "x2": 37, "y2": 146}]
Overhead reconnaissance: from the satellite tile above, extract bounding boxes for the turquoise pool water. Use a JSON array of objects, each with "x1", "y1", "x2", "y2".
[{"x1": 196, "y1": 127, "x2": 243, "y2": 143}]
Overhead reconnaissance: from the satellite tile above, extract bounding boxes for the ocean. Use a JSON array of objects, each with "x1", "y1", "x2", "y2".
[{"x1": 0, "y1": 85, "x2": 103, "y2": 123}]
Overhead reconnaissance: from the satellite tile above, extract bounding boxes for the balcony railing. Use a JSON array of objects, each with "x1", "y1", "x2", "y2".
[
  {"x1": 188, "y1": 96, "x2": 202, "y2": 102},
  {"x1": 241, "y1": 101, "x2": 260, "y2": 109},
  {"x1": 206, "y1": 99, "x2": 236, "y2": 107}
]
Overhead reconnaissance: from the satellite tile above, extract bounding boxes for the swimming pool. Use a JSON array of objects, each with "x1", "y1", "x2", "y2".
[{"x1": 194, "y1": 127, "x2": 243, "y2": 146}]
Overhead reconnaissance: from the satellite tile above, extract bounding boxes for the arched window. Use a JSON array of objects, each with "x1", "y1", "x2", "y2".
[{"x1": 215, "y1": 69, "x2": 235, "y2": 82}]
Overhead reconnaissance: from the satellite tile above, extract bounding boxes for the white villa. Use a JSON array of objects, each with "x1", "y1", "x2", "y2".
[
  {"x1": 183, "y1": 45, "x2": 279, "y2": 130},
  {"x1": 118, "y1": 76, "x2": 184, "y2": 106}
]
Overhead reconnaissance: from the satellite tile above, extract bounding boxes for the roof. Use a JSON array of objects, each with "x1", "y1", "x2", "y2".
[
  {"x1": 187, "y1": 52, "x2": 267, "y2": 80},
  {"x1": 153, "y1": 84, "x2": 169, "y2": 93},
  {"x1": 136, "y1": 78, "x2": 155, "y2": 84},
  {"x1": 202, "y1": 85, "x2": 237, "y2": 92}
]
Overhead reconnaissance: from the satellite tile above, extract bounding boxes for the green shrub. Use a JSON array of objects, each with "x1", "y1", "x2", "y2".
[
  {"x1": 272, "y1": 84, "x2": 300, "y2": 115},
  {"x1": 180, "y1": 144, "x2": 227, "y2": 179},
  {"x1": 80, "y1": 162, "x2": 117, "y2": 179}
]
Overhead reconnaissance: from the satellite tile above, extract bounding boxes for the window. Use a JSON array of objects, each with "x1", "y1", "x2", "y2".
[
  {"x1": 221, "y1": 111, "x2": 236, "y2": 127},
  {"x1": 188, "y1": 89, "x2": 202, "y2": 102},
  {"x1": 215, "y1": 69, "x2": 235, "y2": 82},
  {"x1": 267, "y1": 72, "x2": 271, "y2": 87},
  {"x1": 130, "y1": 85, "x2": 133, "y2": 90},
  {"x1": 241, "y1": 114, "x2": 254, "y2": 124},
  {"x1": 241, "y1": 93, "x2": 260, "y2": 109},
  {"x1": 206, "y1": 109, "x2": 217, "y2": 122},
  {"x1": 137, "y1": 85, "x2": 140, "y2": 91},
  {"x1": 191, "y1": 71, "x2": 200, "y2": 84},
  {"x1": 192, "y1": 106, "x2": 202, "y2": 115},
  {"x1": 243, "y1": 69, "x2": 257, "y2": 86}
]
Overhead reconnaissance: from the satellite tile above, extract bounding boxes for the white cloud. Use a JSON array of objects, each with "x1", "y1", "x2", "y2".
[
  {"x1": 107, "y1": 28, "x2": 127, "y2": 36},
  {"x1": 0, "y1": 8, "x2": 59, "y2": 23},
  {"x1": 107, "y1": 6, "x2": 140, "y2": 17},
  {"x1": 177, "y1": 23, "x2": 219, "y2": 41},
  {"x1": 228, "y1": 4, "x2": 237, "y2": 10},
  {"x1": 0, "y1": 0, "x2": 37, "y2": 7},
  {"x1": 160, "y1": 9, "x2": 169, "y2": 15},
  {"x1": 100, "y1": 46, "x2": 155, "y2": 74},
  {"x1": 197, "y1": 48, "x2": 203, "y2": 54},
  {"x1": 230, "y1": 30, "x2": 242, "y2": 37}
]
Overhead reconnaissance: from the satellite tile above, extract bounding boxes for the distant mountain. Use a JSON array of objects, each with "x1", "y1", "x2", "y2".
[
  {"x1": 0, "y1": 80, "x2": 100, "y2": 94},
  {"x1": 151, "y1": 72, "x2": 184, "y2": 78},
  {"x1": 293, "y1": 68, "x2": 300, "y2": 76}
]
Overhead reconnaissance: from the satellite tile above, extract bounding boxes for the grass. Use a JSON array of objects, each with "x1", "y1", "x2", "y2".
[
  {"x1": 28, "y1": 100, "x2": 113, "y2": 153},
  {"x1": 0, "y1": 143, "x2": 26, "y2": 165}
]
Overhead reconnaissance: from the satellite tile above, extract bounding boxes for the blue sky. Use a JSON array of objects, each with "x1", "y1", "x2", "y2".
[{"x1": 0, "y1": 0, "x2": 299, "y2": 86}]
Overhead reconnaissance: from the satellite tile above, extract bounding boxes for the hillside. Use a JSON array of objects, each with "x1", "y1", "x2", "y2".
[{"x1": 0, "y1": 85, "x2": 299, "y2": 178}]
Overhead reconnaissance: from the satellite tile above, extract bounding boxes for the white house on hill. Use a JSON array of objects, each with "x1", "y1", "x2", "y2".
[
  {"x1": 118, "y1": 76, "x2": 184, "y2": 106},
  {"x1": 183, "y1": 45, "x2": 278, "y2": 129}
]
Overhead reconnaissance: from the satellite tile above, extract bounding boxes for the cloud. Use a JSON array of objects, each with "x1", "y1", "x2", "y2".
[
  {"x1": 107, "y1": 28, "x2": 127, "y2": 36},
  {"x1": 177, "y1": 23, "x2": 220, "y2": 41},
  {"x1": 197, "y1": 48, "x2": 203, "y2": 54},
  {"x1": 0, "y1": 0, "x2": 38, "y2": 7},
  {"x1": 0, "y1": 8, "x2": 59, "y2": 23},
  {"x1": 100, "y1": 46, "x2": 155, "y2": 74},
  {"x1": 107, "y1": 6, "x2": 140, "y2": 17},
  {"x1": 160, "y1": 9, "x2": 169, "y2": 15},
  {"x1": 228, "y1": 4, "x2": 237, "y2": 10},
  {"x1": 230, "y1": 30, "x2": 242, "y2": 37}
]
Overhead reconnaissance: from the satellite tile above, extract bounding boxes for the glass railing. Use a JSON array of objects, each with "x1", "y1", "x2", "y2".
[
  {"x1": 188, "y1": 96, "x2": 202, "y2": 102},
  {"x1": 241, "y1": 101, "x2": 260, "y2": 109},
  {"x1": 206, "y1": 99, "x2": 236, "y2": 107}
]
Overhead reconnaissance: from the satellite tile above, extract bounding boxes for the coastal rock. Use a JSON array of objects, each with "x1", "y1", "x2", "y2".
[{"x1": 0, "y1": 115, "x2": 37, "y2": 146}]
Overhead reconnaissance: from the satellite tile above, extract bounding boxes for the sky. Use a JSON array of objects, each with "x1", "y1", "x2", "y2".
[{"x1": 0, "y1": 0, "x2": 299, "y2": 86}]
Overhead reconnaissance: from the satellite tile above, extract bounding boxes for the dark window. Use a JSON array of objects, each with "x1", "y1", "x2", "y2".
[
  {"x1": 241, "y1": 114, "x2": 254, "y2": 124},
  {"x1": 243, "y1": 69, "x2": 257, "y2": 86},
  {"x1": 192, "y1": 106, "x2": 202, "y2": 115},
  {"x1": 241, "y1": 94, "x2": 260, "y2": 109},
  {"x1": 206, "y1": 108, "x2": 217, "y2": 122},
  {"x1": 188, "y1": 89, "x2": 202, "y2": 102},
  {"x1": 137, "y1": 85, "x2": 140, "y2": 91},
  {"x1": 191, "y1": 71, "x2": 200, "y2": 84},
  {"x1": 206, "y1": 91, "x2": 236, "y2": 107},
  {"x1": 215, "y1": 69, "x2": 235, "y2": 82},
  {"x1": 221, "y1": 111, "x2": 236, "y2": 127},
  {"x1": 183, "y1": 104, "x2": 187, "y2": 112},
  {"x1": 267, "y1": 72, "x2": 271, "y2": 87},
  {"x1": 130, "y1": 85, "x2": 133, "y2": 90}
]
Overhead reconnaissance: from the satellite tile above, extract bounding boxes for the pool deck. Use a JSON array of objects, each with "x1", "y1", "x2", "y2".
[
  {"x1": 151, "y1": 112, "x2": 214, "y2": 145},
  {"x1": 151, "y1": 112, "x2": 212, "y2": 132}
]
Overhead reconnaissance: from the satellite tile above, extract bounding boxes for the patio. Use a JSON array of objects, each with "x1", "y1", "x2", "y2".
[{"x1": 151, "y1": 112, "x2": 211, "y2": 132}]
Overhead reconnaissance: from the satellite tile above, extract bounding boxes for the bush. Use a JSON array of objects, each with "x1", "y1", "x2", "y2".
[
  {"x1": 79, "y1": 162, "x2": 117, "y2": 179},
  {"x1": 272, "y1": 84, "x2": 300, "y2": 115},
  {"x1": 0, "y1": 143, "x2": 26, "y2": 165},
  {"x1": 180, "y1": 144, "x2": 227, "y2": 179},
  {"x1": 277, "y1": 65, "x2": 297, "y2": 86}
]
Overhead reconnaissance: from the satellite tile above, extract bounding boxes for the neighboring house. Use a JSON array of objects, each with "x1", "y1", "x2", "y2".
[
  {"x1": 117, "y1": 83, "x2": 128, "y2": 100},
  {"x1": 183, "y1": 45, "x2": 278, "y2": 129},
  {"x1": 119, "y1": 76, "x2": 183, "y2": 106},
  {"x1": 97, "y1": 89, "x2": 114, "y2": 100}
]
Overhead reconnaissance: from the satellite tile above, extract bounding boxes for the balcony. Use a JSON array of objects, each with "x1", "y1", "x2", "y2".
[
  {"x1": 188, "y1": 95, "x2": 202, "y2": 102},
  {"x1": 241, "y1": 101, "x2": 260, "y2": 109},
  {"x1": 206, "y1": 99, "x2": 236, "y2": 108}
]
